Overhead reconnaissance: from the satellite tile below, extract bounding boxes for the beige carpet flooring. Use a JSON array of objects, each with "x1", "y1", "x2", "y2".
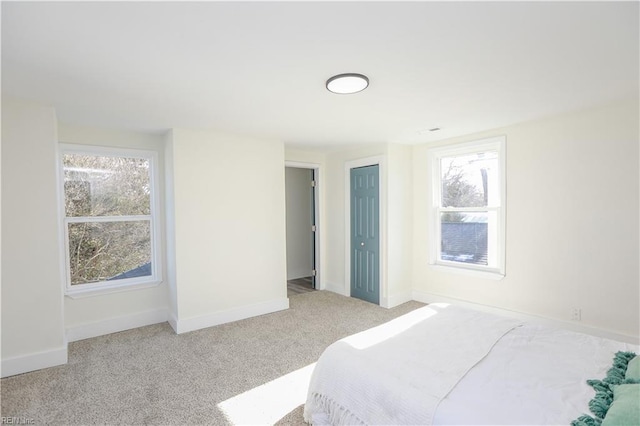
[{"x1": 1, "y1": 291, "x2": 425, "y2": 425}]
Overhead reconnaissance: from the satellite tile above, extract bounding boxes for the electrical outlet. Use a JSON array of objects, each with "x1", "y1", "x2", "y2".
[{"x1": 571, "y1": 308, "x2": 582, "y2": 321}]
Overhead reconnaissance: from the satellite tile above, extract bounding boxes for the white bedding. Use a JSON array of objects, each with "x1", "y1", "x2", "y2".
[
  {"x1": 304, "y1": 304, "x2": 522, "y2": 425},
  {"x1": 435, "y1": 323, "x2": 639, "y2": 425},
  {"x1": 304, "y1": 304, "x2": 639, "y2": 425}
]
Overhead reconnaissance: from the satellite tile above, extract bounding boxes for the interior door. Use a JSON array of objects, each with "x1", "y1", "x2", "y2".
[{"x1": 350, "y1": 164, "x2": 380, "y2": 304}]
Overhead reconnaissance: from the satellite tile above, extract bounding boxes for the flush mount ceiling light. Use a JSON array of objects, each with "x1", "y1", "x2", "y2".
[{"x1": 326, "y1": 73, "x2": 369, "y2": 94}]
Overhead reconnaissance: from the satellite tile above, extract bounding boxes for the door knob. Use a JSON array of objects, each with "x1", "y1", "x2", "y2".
[{"x1": 360, "y1": 242, "x2": 365, "y2": 246}]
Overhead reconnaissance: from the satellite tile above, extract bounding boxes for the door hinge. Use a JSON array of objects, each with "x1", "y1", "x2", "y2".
[
  {"x1": 311, "y1": 180, "x2": 316, "y2": 187},
  {"x1": 312, "y1": 269, "x2": 317, "y2": 276},
  {"x1": 311, "y1": 225, "x2": 317, "y2": 232}
]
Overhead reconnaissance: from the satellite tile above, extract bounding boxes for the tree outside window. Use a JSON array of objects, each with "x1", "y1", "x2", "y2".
[
  {"x1": 428, "y1": 137, "x2": 505, "y2": 276},
  {"x1": 60, "y1": 146, "x2": 160, "y2": 294}
]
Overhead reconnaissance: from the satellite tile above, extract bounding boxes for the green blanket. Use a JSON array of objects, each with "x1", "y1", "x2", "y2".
[{"x1": 571, "y1": 351, "x2": 639, "y2": 426}]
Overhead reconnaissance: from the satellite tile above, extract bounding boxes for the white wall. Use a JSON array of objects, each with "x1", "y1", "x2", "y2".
[
  {"x1": 165, "y1": 131, "x2": 179, "y2": 325},
  {"x1": 386, "y1": 143, "x2": 414, "y2": 307},
  {"x1": 412, "y1": 98, "x2": 640, "y2": 340},
  {"x1": 285, "y1": 167, "x2": 313, "y2": 280},
  {"x1": 57, "y1": 125, "x2": 169, "y2": 342},
  {"x1": 284, "y1": 149, "x2": 326, "y2": 165},
  {"x1": 1, "y1": 98, "x2": 67, "y2": 377},
  {"x1": 166, "y1": 129, "x2": 288, "y2": 333}
]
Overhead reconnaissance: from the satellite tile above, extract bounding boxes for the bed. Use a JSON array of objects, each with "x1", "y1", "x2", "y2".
[{"x1": 303, "y1": 304, "x2": 639, "y2": 425}]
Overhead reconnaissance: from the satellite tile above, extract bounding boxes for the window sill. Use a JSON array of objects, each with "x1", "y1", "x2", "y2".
[
  {"x1": 430, "y1": 263, "x2": 505, "y2": 280},
  {"x1": 65, "y1": 280, "x2": 162, "y2": 299}
]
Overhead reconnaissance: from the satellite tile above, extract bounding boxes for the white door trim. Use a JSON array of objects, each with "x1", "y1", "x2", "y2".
[
  {"x1": 344, "y1": 156, "x2": 387, "y2": 306},
  {"x1": 285, "y1": 161, "x2": 323, "y2": 290}
]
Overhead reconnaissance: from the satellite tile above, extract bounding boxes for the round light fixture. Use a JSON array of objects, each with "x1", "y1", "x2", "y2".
[{"x1": 326, "y1": 73, "x2": 369, "y2": 94}]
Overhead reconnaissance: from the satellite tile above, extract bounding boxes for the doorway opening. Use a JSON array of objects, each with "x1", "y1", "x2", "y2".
[{"x1": 284, "y1": 162, "x2": 321, "y2": 298}]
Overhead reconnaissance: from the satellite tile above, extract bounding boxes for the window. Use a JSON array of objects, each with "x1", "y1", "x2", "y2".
[
  {"x1": 428, "y1": 137, "x2": 505, "y2": 277},
  {"x1": 60, "y1": 144, "x2": 161, "y2": 296}
]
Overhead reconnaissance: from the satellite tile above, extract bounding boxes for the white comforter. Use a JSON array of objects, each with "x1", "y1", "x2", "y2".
[
  {"x1": 435, "y1": 323, "x2": 639, "y2": 425},
  {"x1": 304, "y1": 304, "x2": 523, "y2": 425}
]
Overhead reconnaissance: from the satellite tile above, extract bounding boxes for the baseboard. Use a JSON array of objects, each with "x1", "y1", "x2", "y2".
[
  {"x1": 383, "y1": 291, "x2": 413, "y2": 309},
  {"x1": 66, "y1": 309, "x2": 169, "y2": 342},
  {"x1": 322, "y1": 284, "x2": 411, "y2": 308},
  {"x1": 174, "y1": 298, "x2": 290, "y2": 334},
  {"x1": 168, "y1": 312, "x2": 179, "y2": 334},
  {"x1": 324, "y1": 281, "x2": 347, "y2": 296},
  {"x1": 412, "y1": 290, "x2": 640, "y2": 344},
  {"x1": 1, "y1": 345, "x2": 68, "y2": 378}
]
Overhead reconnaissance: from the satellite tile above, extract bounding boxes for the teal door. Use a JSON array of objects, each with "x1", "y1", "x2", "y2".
[{"x1": 350, "y1": 165, "x2": 380, "y2": 304}]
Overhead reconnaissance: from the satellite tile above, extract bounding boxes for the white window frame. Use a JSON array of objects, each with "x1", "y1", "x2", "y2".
[
  {"x1": 427, "y1": 136, "x2": 506, "y2": 279},
  {"x1": 58, "y1": 144, "x2": 162, "y2": 298}
]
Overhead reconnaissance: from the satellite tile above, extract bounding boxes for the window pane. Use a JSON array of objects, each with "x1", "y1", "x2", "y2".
[
  {"x1": 441, "y1": 151, "x2": 498, "y2": 208},
  {"x1": 68, "y1": 221, "x2": 151, "y2": 285},
  {"x1": 440, "y1": 212, "x2": 489, "y2": 266},
  {"x1": 63, "y1": 154, "x2": 150, "y2": 217}
]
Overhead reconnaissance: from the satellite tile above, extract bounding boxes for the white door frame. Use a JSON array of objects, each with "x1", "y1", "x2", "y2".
[
  {"x1": 344, "y1": 156, "x2": 387, "y2": 306},
  {"x1": 285, "y1": 161, "x2": 323, "y2": 290}
]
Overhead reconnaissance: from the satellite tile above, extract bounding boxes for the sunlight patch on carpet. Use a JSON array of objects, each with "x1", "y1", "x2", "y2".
[{"x1": 218, "y1": 363, "x2": 316, "y2": 424}]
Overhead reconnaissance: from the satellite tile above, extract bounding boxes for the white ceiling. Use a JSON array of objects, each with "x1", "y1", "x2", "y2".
[{"x1": 2, "y1": 1, "x2": 638, "y2": 150}]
